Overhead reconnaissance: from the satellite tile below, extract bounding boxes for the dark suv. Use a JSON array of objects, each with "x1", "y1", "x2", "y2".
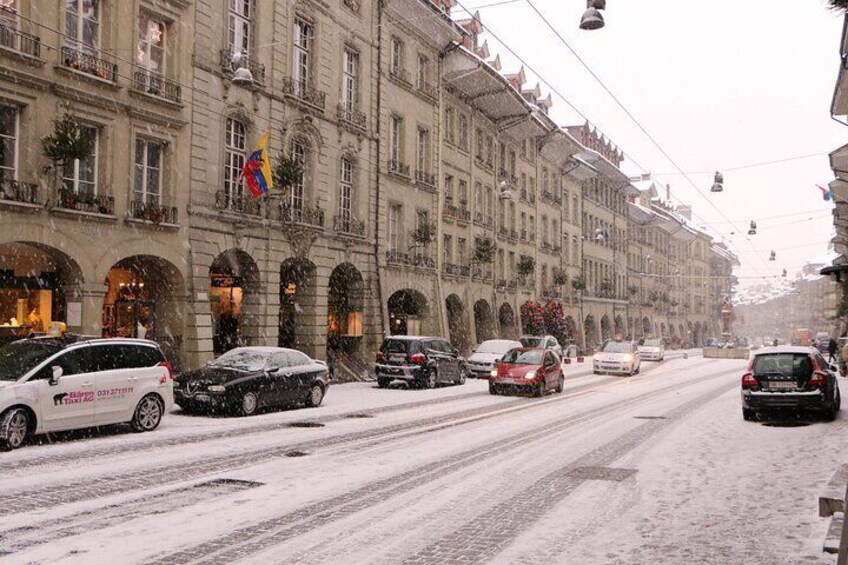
[
  {"x1": 375, "y1": 336, "x2": 467, "y2": 389},
  {"x1": 741, "y1": 346, "x2": 841, "y2": 421}
]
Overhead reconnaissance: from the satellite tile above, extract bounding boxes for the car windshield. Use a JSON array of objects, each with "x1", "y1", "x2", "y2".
[
  {"x1": 519, "y1": 337, "x2": 543, "y2": 347},
  {"x1": 603, "y1": 342, "x2": 633, "y2": 354},
  {"x1": 209, "y1": 349, "x2": 271, "y2": 371},
  {"x1": 501, "y1": 349, "x2": 543, "y2": 365},
  {"x1": 643, "y1": 339, "x2": 662, "y2": 347},
  {"x1": 0, "y1": 342, "x2": 62, "y2": 381},
  {"x1": 477, "y1": 341, "x2": 519, "y2": 354},
  {"x1": 752, "y1": 353, "x2": 813, "y2": 378}
]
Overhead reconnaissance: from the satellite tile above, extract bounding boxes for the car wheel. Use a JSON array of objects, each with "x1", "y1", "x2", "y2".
[
  {"x1": 240, "y1": 391, "x2": 259, "y2": 416},
  {"x1": 489, "y1": 382, "x2": 498, "y2": 395},
  {"x1": 824, "y1": 390, "x2": 840, "y2": 421},
  {"x1": 535, "y1": 381, "x2": 545, "y2": 398},
  {"x1": 424, "y1": 370, "x2": 437, "y2": 389},
  {"x1": 306, "y1": 384, "x2": 324, "y2": 408},
  {"x1": 377, "y1": 378, "x2": 391, "y2": 389},
  {"x1": 555, "y1": 376, "x2": 564, "y2": 394},
  {"x1": 456, "y1": 366, "x2": 467, "y2": 386},
  {"x1": 0, "y1": 408, "x2": 29, "y2": 451},
  {"x1": 131, "y1": 395, "x2": 164, "y2": 432},
  {"x1": 742, "y1": 408, "x2": 756, "y2": 421}
]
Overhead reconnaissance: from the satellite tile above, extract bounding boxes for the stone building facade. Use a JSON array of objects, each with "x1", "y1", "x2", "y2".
[{"x1": 0, "y1": 0, "x2": 738, "y2": 372}]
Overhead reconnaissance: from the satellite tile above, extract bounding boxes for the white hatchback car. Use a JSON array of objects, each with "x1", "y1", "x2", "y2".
[
  {"x1": 593, "y1": 340, "x2": 642, "y2": 376},
  {"x1": 637, "y1": 338, "x2": 665, "y2": 362},
  {"x1": 0, "y1": 337, "x2": 174, "y2": 450}
]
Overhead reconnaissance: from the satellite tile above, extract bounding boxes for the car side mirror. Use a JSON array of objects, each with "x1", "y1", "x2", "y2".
[{"x1": 49, "y1": 365, "x2": 63, "y2": 386}]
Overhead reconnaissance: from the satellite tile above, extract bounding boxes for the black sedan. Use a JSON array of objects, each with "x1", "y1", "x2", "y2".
[{"x1": 175, "y1": 347, "x2": 330, "y2": 416}]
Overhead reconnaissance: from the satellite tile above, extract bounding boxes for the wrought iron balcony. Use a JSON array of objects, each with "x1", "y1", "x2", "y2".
[
  {"x1": 411, "y1": 253, "x2": 435, "y2": 269},
  {"x1": 57, "y1": 187, "x2": 114, "y2": 215},
  {"x1": 542, "y1": 287, "x2": 561, "y2": 299},
  {"x1": 0, "y1": 26, "x2": 40, "y2": 58},
  {"x1": 507, "y1": 278, "x2": 518, "y2": 291},
  {"x1": 219, "y1": 49, "x2": 265, "y2": 84},
  {"x1": 280, "y1": 203, "x2": 325, "y2": 228},
  {"x1": 281, "y1": 77, "x2": 326, "y2": 111},
  {"x1": 509, "y1": 229, "x2": 518, "y2": 240},
  {"x1": 386, "y1": 249, "x2": 411, "y2": 266},
  {"x1": 389, "y1": 64, "x2": 410, "y2": 85},
  {"x1": 130, "y1": 199, "x2": 178, "y2": 224},
  {"x1": 444, "y1": 201, "x2": 458, "y2": 220},
  {"x1": 472, "y1": 266, "x2": 493, "y2": 281},
  {"x1": 415, "y1": 170, "x2": 436, "y2": 189},
  {"x1": 61, "y1": 45, "x2": 117, "y2": 82},
  {"x1": 387, "y1": 160, "x2": 410, "y2": 178},
  {"x1": 337, "y1": 103, "x2": 366, "y2": 131},
  {"x1": 0, "y1": 179, "x2": 39, "y2": 205},
  {"x1": 541, "y1": 241, "x2": 552, "y2": 252},
  {"x1": 443, "y1": 263, "x2": 470, "y2": 277},
  {"x1": 496, "y1": 278, "x2": 508, "y2": 290},
  {"x1": 456, "y1": 206, "x2": 470, "y2": 223},
  {"x1": 498, "y1": 226, "x2": 509, "y2": 239},
  {"x1": 132, "y1": 68, "x2": 182, "y2": 103},
  {"x1": 215, "y1": 189, "x2": 262, "y2": 216},
  {"x1": 333, "y1": 215, "x2": 365, "y2": 237}
]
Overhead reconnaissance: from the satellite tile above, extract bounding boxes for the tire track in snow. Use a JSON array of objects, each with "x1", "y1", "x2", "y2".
[{"x1": 144, "y1": 366, "x2": 736, "y2": 565}]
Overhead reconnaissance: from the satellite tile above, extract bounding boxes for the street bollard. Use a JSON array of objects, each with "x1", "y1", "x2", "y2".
[{"x1": 683, "y1": 352, "x2": 688, "y2": 360}]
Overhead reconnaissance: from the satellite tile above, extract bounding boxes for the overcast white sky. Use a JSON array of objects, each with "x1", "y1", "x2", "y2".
[{"x1": 454, "y1": 0, "x2": 846, "y2": 286}]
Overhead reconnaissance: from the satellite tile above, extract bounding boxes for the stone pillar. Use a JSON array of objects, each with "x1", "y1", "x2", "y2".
[{"x1": 78, "y1": 283, "x2": 106, "y2": 336}]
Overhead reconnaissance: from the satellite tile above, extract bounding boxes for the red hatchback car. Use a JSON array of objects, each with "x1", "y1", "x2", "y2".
[{"x1": 489, "y1": 347, "x2": 564, "y2": 397}]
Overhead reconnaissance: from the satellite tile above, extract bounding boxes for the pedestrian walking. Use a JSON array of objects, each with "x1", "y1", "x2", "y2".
[{"x1": 828, "y1": 338, "x2": 838, "y2": 364}]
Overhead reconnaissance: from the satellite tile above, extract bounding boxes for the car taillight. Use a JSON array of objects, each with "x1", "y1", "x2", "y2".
[
  {"x1": 810, "y1": 371, "x2": 828, "y2": 387},
  {"x1": 741, "y1": 372, "x2": 758, "y2": 387},
  {"x1": 409, "y1": 353, "x2": 426, "y2": 365},
  {"x1": 158, "y1": 361, "x2": 174, "y2": 380},
  {"x1": 376, "y1": 352, "x2": 386, "y2": 363}
]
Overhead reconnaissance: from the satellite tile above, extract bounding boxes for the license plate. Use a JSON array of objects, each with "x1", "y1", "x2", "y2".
[
  {"x1": 498, "y1": 378, "x2": 519, "y2": 385},
  {"x1": 768, "y1": 381, "x2": 796, "y2": 390},
  {"x1": 195, "y1": 394, "x2": 211, "y2": 401},
  {"x1": 389, "y1": 355, "x2": 406, "y2": 363}
]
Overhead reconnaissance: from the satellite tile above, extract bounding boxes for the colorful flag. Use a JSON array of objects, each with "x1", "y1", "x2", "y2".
[
  {"x1": 817, "y1": 184, "x2": 834, "y2": 201},
  {"x1": 243, "y1": 133, "x2": 274, "y2": 198}
]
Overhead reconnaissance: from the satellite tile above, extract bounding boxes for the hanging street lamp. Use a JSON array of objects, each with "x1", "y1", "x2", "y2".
[
  {"x1": 747, "y1": 221, "x2": 757, "y2": 236},
  {"x1": 769, "y1": 250, "x2": 776, "y2": 261},
  {"x1": 711, "y1": 171, "x2": 724, "y2": 193},
  {"x1": 580, "y1": 0, "x2": 606, "y2": 30}
]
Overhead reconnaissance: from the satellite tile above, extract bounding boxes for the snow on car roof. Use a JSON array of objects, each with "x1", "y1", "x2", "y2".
[{"x1": 753, "y1": 346, "x2": 819, "y2": 356}]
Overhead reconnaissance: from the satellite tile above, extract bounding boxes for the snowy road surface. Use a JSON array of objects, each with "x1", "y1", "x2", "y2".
[{"x1": 0, "y1": 354, "x2": 845, "y2": 564}]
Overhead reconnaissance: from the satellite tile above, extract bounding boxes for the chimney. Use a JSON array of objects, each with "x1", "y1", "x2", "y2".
[{"x1": 666, "y1": 184, "x2": 671, "y2": 202}]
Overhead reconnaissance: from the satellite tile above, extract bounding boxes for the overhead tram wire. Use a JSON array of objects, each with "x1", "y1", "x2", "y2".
[
  {"x1": 650, "y1": 151, "x2": 831, "y2": 176},
  {"x1": 521, "y1": 0, "x2": 776, "y2": 275}
]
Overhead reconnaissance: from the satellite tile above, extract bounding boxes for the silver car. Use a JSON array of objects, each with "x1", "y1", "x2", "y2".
[{"x1": 466, "y1": 339, "x2": 522, "y2": 378}]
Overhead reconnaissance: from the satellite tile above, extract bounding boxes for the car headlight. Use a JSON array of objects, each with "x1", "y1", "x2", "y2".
[
  {"x1": 490, "y1": 369, "x2": 498, "y2": 378},
  {"x1": 623, "y1": 354, "x2": 633, "y2": 363},
  {"x1": 207, "y1": 385, "x2": 226, "y2": 393},
  {"x1": 525, "y1": 370, "x2": 536, "y2": 380}
]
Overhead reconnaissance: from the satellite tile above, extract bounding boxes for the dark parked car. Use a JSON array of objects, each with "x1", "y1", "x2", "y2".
[
  {"x1": 490, "y1": 347, "x2": 564, "y2": 397},
  {"x1": 175, "y1": 347, "x2": 330, "y2": 416},
  {"x1": 741, "y1": 346, "x2": 841, "y2": 421},
  {"x1": 375, "y1": 336, "x2": 467, "y2": 389}
]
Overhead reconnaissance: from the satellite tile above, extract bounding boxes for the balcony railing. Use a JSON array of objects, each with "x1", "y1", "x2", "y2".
[
  {"x1": 415, "y1": 170, "x2": 436, "y2": 189},
  {"x1": 386, "y1": 249, "x2": 410, "y2": 266},
  {"x1": 456, "y1": 207, "x2": 470, "y2": 222},
  {"x1": 540, "y1": 241, "x2": 552, "y2": 252},
  {"x1": 496, "y1": 278, "x2": 508, "y2": 290},
  {"x1": 386, "y1": 250, "x2": 434, "y2": 269},
  {"x1": 281, "y1": 77, "x2": 326, "y2": 111},
  {"x1": 130, "y1": 199, "x2": 178, "y2": 224},
  {"x1": 337, "y1": 103, "x2": 366, "y2": 131},
  {"x1": 387, "y1": 160, "x2": 410, "y2": 178},
  {"x1": 57, "y1": 187, "x2": 114, "y2": 215},
  {"x1": 333, "y1": 215, "x2": 365, "y2": 237},
  {"x1": 219, "y1": 49, "x2": 265, "y2": 84},
  {"x1": 132, "y1": 68, "x2": 182, "y2": 103},
  {"x1": 498, "y1": 226, "x2": 509, "y2": 239},
  {"x1": 389, "y1": 65, "x2": 410, "y2": 85},
  {"x1": 472, "y1": 266, "x2": 493, "y2": 281},
  {"x1": 509, "y1": 228, "x2": 518, "y2": 240},
  {"x1": 0, "y1": 26, "x2": 40, "y2": 58},
  {"x1": 443, "y1": 263, "x2": 470, "y2": 277},
  {"x1": 280, "y1": 203, "x2": 325, "y2": 228},
  {"x1": 0, "y1": 179, "x2": 39, "y2": 205},
  {"x1": 542, "y1": 287, "x2": 561, "y2": 299},
  {"x1": 215, "y1": 189, "x2": 261, "y2": 216},
  {"x1": 411, "y1": 253, "x2": 436, "y2": 269},
  {"x1": 61, "y1": 45, "x2": 117, "y2": 82}
]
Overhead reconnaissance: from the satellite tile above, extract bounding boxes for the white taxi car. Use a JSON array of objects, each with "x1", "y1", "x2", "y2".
[
  {"x1": 0, "y1": 336, "x2": 174, "y2": 450},
  {"x1": 593, "y1": 340, "x2": 641, "y2": 376}
]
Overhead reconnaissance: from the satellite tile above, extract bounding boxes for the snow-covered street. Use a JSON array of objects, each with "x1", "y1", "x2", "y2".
[{"x1": 0, "y1": 354, "x2": 844, "y2": 564}]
